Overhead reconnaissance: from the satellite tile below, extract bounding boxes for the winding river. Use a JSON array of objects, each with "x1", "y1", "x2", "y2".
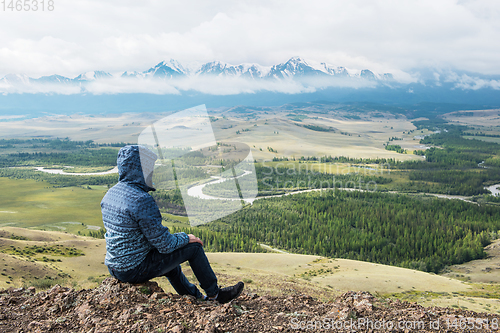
[
  {"x1": 35, "y1": 166, "x2": 118, "y2": 176},
  {"x1": 485, "y1": 184, "x2": 500, "y2": 196},
  {"x1": 186, "y1": 170, "x2": 254, "y2": 203},
  {"x1": 35, "y1": 166, "x2": 499, "y2": 205}
]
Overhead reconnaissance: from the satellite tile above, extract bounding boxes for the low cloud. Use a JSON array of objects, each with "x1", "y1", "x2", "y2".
[
  {"x1": 442, "y1": 71, "x2": 500, "y2": 90},
  {"x1": 85, "y1": 77, "x2": 181, "y2": 95},
  {"x1": 0, "y1": 81, "x2": 81, "y2": 95},
  {"x1": 452, "y1": 75, "x2": 500, "y2": 91},
  {"x1": 0, "y1": 75, "x2": 384, "y2": 96},
  {"x1": 2, "y1": 69, "x2": 497, "y2": 96}
]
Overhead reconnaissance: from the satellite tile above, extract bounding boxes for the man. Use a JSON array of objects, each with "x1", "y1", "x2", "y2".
[{"x1": 101, "y1": 145, "x2": 244, "y2": 303}]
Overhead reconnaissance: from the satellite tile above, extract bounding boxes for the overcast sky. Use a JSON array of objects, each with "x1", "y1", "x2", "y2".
[{"x1": 1, "y1": 0, "x2": 500, "y2": 78}]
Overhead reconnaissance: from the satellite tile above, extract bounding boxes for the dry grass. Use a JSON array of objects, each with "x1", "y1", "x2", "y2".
[
  {"x1": 441, "y1": 239, "x2": 500, "y2": 284},
  {"x1": 202, "y1": 253, "x2": 469, "y2": 294},
  {"x1": 1, "y1": 227, "x2": 499, "y2": 313},
  {"x1": 443, "y1": 109, "x2": 500, "y2": 127},
  {"x1": 0, "y1": 113, "x2": 153, "y2": 143},
  {"x1": 213, "y1": 116, "x2": 422, "y2": 161},
  {"x1": 0, "y1": 228, "x2": 108, "y2": 290}
]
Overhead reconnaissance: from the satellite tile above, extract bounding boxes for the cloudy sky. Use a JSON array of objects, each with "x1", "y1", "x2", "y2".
[{"x1": 1, "y1": 0, "x2": 499, "y2": 78}]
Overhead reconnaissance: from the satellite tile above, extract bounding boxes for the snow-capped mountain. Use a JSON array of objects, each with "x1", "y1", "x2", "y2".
[
  {"x1": 195, "y1": 61, "x2": 269, "y2": 78},
  {"x1": 0, "y1": 73, "x2": 32, "y2": 85},
  {"x1": 240, "y1": 64, "x2": 269, "y2": 79},
  {"x1": 122, "y1": 60, "x2": 187, "y2": 79},
  {"x1": 0, "y1": 57, "x2": 394, "y2": 88},
  {"x1": 120, "y1": 71, "x2": 142, "y2": 78},
  {"x1": 115, "y1": 57, "x2": 392, "y2": 81},
  {"x1": 74, "y1": 71, "x2": 112, "y2": 81},
  {"x1": 189, "y1": 57, "x2": 393, "y2": 80},
  {"x1": 360, "y1": 69, "x2": 376, "y2": 80},
  {"x1": 120, "y1": 60, "x2": 271, "y2": 79},
  {"x1": 266, "y1": 57, "x2": 329, "y2": 79},
  {"x1": 144, "y1": 60, "x2": 187, "y2": 78},
  {"x1": 320, "y1": 63, "x2": 350, "y2": 77},
  {"x1": 34, "y1": 74, "x2": 74, "y2": 84},
  {"x1": 0, "y1": 57, "x2": 405, "y2": 97},
  {"x1": 197, "y1": 61, "x2": 238, "y2": 76}
]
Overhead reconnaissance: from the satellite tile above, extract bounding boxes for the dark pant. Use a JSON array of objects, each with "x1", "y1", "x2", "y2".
[{"x1": 108, "y1": 243, "x2": 218, "y2": 299}]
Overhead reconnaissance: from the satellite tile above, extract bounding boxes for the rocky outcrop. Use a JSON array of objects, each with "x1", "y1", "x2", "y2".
[{"x1": 0, "y1": 278, "x2": 498, "y2": 332}]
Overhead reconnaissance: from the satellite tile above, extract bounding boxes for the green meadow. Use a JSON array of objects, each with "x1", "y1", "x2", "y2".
[{"x1": 0, "y1": 178, "x2": 106, "y2": 233}]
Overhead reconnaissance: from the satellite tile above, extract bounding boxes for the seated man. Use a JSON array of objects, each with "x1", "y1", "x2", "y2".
[{"x1": 101, "y1": 145, "x2": 243, "y2": 303}]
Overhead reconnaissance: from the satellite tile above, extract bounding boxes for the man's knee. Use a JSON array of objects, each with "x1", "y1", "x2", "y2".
[
  {"x1": 185, "y1": 242, "x2": 204, "y2": 254},
  {"x1": 187, "y1": 242, "x2": 203, "y2": 249}
]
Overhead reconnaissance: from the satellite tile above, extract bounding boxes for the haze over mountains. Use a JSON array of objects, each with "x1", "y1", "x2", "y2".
[
  {"x1": 0, "y1": 57, "x2": 499, "y2": 116},
  {"x1": 0, "y1": 57, "x2": 393, "y2": 91}
]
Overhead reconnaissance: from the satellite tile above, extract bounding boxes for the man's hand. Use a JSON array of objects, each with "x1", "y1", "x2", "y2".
[{"x1": 188, "y1": 234, "x2": 204, "y2": 246}]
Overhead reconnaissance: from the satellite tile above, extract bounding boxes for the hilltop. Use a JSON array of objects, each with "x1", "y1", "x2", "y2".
[
  {"x1": 1, "y1": 277, "x2": 499, "y2": 332},
  {"x1": 1, "y1": 227, "x2": 500, "y2": 314}
]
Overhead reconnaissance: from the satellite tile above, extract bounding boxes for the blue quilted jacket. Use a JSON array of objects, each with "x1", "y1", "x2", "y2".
[{"x1": 101, "y1": 145, "x2": 189, "y2": 271}]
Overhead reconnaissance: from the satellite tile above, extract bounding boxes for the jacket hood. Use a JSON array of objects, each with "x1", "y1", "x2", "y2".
[{"x1": 117, "y1": 145, "x2": 157, "y2": 192}]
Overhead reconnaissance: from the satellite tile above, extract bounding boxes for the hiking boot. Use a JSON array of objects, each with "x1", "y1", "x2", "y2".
[{"x1": 215, "y1": 282, "x2": 244, "y2": 304}]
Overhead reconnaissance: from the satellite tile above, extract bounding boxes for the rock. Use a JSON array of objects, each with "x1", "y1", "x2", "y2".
[
  {"x1": 203, "y1": 325, "x2": 219, "y2": 333},
  {"x1": 47, "y1": 304, "x2": 59, "y2": 314},
  {"x1": 28, "y1": 320, "x2": 44, "y2": 329},
  {"x1": 7, "y1": 287, "x2": 25, "y2": 297},
  {"x1": 353, "y1": 298, "x2": 373, "y2": 313},
  {"x1": 117, "y1": 308, "x2": 131, "y2": 322},
  {"x1": 150, "y1": 291, "x2": 169, "y2": 300},
  {"x1": 75, "y1": 302, "x2": 91, "y2": 320},
  {"x1": 48, "y1": 284, "x2": 63, "y2": 294},
  {"x1": 0, "y1": 281, "x2": 497, "y2": 332},
  {"x1": 337, "y1": 307, "x2": 355, "y2": 320},
  {"x1": 171, "y1": 324, "x2": 186, "y2": 333}
]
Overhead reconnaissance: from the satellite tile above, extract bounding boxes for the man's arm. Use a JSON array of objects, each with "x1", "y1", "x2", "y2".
[{"x1": 135, "y1": 194, "x2": 190, "y2": 253}]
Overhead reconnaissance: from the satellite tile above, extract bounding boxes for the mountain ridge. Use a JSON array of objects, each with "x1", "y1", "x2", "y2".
[
  {"x1": 0, "y1": 57, "x2": 393, "y2": 86},
  {"x1": 0, "y1": 57, "x2": 499, "y2": 105}
]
